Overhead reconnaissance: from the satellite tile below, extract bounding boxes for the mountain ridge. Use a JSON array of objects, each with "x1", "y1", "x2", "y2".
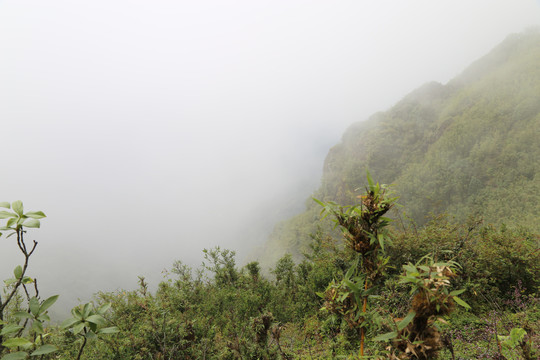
[{"x1": 257, "y1": 29, "x2": 540, "y2": 267}]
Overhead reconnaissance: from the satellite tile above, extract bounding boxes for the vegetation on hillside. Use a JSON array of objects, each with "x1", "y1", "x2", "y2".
[
  {"x1": 259, "y1": 30, "x2": 540, "y2": 266},
  {"x1": 1, "y1": 189, "x2": 538, "y2": 359}
]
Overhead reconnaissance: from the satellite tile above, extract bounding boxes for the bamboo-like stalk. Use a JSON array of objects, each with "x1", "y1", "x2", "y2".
[{"x1": 360, "y1": 276, "x2": 369, "y2": 356}]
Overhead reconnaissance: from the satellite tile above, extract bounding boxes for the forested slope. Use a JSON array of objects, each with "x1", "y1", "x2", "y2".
[{"x1": 259, "y1": 30, "x2": 540, "y2": 266}]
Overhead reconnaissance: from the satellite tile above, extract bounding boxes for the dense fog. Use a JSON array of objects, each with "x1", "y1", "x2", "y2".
[{"x1": 1, "y1": 0, "x2": 539, "y2": 316}]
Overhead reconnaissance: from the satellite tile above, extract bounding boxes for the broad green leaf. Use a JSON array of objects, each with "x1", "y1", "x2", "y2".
[
  {"x1": 11, "y1": 201, "x2": 23, "y2": 216},
  {"x1": 501, "y1": 328, "x2": 527, "y2": 348},
  {"x1": 22, "y1": 219, "x2": 40, "y2": 228},
  {"x1": 86, "y1": 314, "x2": 106, "y2": 326},
  {"x1": 1, "y1": 352, "x2": 29, "y2": 360},
  {"x1": 509, "y1": 327, "x2": 526, "y2": 340},
  {"x1": 24, "y1": 211, "x2": 46, "y2": 219},
  {"x1": 30, "y1": 344, "x2": 58, "y2": 356},
  {"x1": 0, "y1": 211, "x2": 16, "y2": 219},
  {"x1": 32, "y1": 321, "x2": 44, "y2": 335},
  {"x1": 29, "y1": 297, "x2": 40, "y2": 316},
  {"x1": 2, "y1": 337, "x2": 33, "y2": 349},
  {"x1": 6, "y1": 218, "x2": 16, "y2": 227},
  {"x1": 37, "y1": 314, "x2": 50, "y2": 322},
  {"x1": 453, "y1": 296, "x2": 471, "y2": 310},
  {"x1": 0, "y1": 202, "x2": 10, "y2": 209},
  {"x1": 373, "y1": 331, "x2": 398, "y2": 342},
  {"x1": 13, "y1": 312, "x2": 33, "y2": 320},
  {"x1": 71, "y1": 307, "x2": 82, "y2": 320},
  {"x1": 13, "y1": 266, "x2": 23, "y2": 280},
  {"x1": 60, "y1": 317, "x2": 80, "y2": 329},
  {"x1": 85, "y1": 331, "x2": 97, "y2": 340},
  {"x1": 449, "y1": 289, "x2": 466, "y2": 296},
  {"x1": 88, "y1": 322, "x2": 98, "y2": 333},
  {"x1": 97, "y1": 326, "x2": 119, "y2": 334},
  {"x1": 72, "y1": 322, "x2": 86, "y2": 335},
  {"x1": 0, "y1": 324, "x2": 23, "y2": 336},
  {"x1": 397, "y1": 311, "x2": 416, "y2": 331},
  {"x1": 81, "y1": 303, "x2": 91, "y2": 319},
  {"x1": 21, "y1": 277, "x2": 34, "y2": 285},
  {"x1": 39, "y1": 295, "x2": 59, "y2": 314}
]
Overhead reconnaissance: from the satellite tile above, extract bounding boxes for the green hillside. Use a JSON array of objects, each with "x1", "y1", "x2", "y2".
[{"x1": 259, "y1": 29, "x2": 540, "y2": 266}]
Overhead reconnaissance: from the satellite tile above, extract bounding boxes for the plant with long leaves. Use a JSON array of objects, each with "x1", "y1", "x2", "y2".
[
  {"x1": 374, "y1": 255, "x2": 470, "y2": 359},
  {"x1": 315, "y1": 171, "x2": 398, "y2": 357}
]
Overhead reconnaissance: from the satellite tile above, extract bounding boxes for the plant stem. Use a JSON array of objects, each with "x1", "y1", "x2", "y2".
[
  {"x1": 360, "y1": 276, "x2": 368, "y2": 357},
  {"x1": 76, "y1": 331, "x2": 88, "y2": 360}
]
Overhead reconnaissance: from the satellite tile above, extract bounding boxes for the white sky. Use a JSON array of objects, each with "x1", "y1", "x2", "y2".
[{"x1": 1, "y1": 0, "x2": 539, "y2": 312}]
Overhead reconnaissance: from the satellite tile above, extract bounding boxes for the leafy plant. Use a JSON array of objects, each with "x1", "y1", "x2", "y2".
[
  {"x1": 316, "y1": 171, "x2": 397, "y2": 357},
  {"x1": 0, "y1": 201, "x2": 59, "y2": 359},
  {"x1": 1, "y1": 201, "x2": 118, "y2": 360},
  {"x1": 0, "y1": 295, "x2": 60, "y2": 360},
  {"x1": 61, "y1": 303, "x2": 118, "y2": 360},
  {"x1": 375, "y1": 255, "x2": 470, "y2": 359},
  {"x1": 497, "y1": 327, "x2": 537, "y2": 360}
]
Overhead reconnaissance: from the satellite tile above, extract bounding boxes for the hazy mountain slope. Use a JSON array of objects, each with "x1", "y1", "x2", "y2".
[{"x1": 257, "y1": 30, "x2": 540, "y2": 267}]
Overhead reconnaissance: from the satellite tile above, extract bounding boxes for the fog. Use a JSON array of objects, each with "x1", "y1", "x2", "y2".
[{"x1": 1, "y1": 1, "x2": 539, "y2": 315}]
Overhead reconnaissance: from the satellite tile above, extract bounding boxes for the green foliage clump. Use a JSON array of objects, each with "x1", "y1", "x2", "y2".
[{"x1": 2, "y1": 198, "x2": 537, "y2": 359}]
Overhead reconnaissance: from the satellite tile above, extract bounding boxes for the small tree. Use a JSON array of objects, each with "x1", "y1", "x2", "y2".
[
  {"x1": 0, "y1": 201, "x2": 59, "y2": 359},
  {"x1": 315, "y1": 171, "x2": 397, "y2": 357},
  {"x1": 0, "y1": 201, "x2": 118, "y2": 360},
  {"x1": 202, "y1": 247, "x2": 239, "y2": 286}
]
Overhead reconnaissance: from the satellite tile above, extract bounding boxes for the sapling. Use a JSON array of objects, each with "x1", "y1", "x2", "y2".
[
  {"x1": 0, "y1": 201, "x2": 118, "y2": 360},
  {"x1": 0, "y1": 201, "x2": 59, "y2": 359},
  {"x1": 316, "y1": 171, "x2": 397, "y2": 357}
]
